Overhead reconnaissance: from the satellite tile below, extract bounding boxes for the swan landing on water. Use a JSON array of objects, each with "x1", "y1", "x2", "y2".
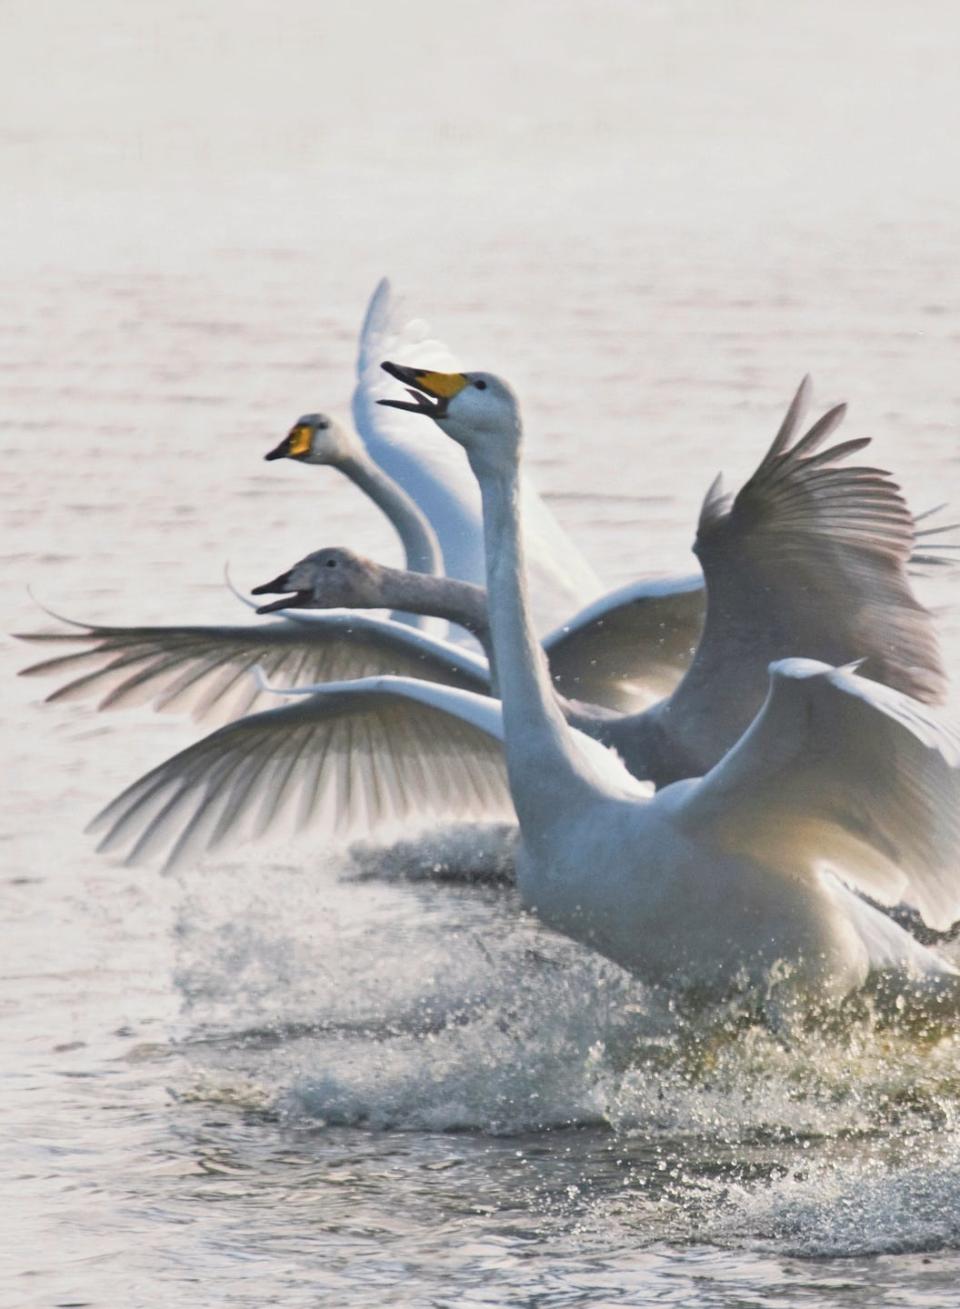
[{"x1": 365, "y1": 361, "x2": 960, "y2": 1010}]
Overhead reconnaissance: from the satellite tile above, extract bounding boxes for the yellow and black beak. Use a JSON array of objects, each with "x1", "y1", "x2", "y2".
[
  {"x1": 264, "y1": 422, "x2": 313, "y2": 461},
  {"x1": 378, "y1": 361, "x2": 470, "y2": 418}
]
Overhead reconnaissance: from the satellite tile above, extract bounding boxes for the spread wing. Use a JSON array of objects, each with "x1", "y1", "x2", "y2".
[
  {"x1": 674, "y1": 659, "x2": 960, "y2": 931},
  {"x1": 689, "y1": 376, "x2": 946, "y2": 704},
  {"x1": 88, "y1": 676, "x2": 514, "y2": 871},
  {"x1": 17, "y1": 611, "x2": 491, "y2": 726},
  {"x1": 352, "y1": 277, "x2": 488, "y2": 587},
  {"x1": 543, "y1": 574, "x2": 705, "y2": 711}
]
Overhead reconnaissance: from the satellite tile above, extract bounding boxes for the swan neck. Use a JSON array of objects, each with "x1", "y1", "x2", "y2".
[
  {"x1": 377, "y1": 566, "x2": 492, "y2": 658},
  {"x1": 339, "y1": 451, "x2": 442, "y2": 578},
  {"x1": 476, "y1": 461, "x2": 600, "y2": 827}
]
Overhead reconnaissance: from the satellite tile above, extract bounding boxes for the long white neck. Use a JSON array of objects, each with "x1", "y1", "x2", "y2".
[
  {"x1": 474, "y1": 456, "x2": 604, "y2": 836},
  {"x1": 339, "y1": 450, "x2": 441, "y2": 578}
]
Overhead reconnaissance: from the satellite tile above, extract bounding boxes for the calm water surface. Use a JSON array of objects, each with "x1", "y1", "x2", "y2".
[{"x1": 3, "y1": 2, "x2": 960, "y2": 1305}]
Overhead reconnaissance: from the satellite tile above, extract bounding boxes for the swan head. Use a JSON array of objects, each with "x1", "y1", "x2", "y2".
[
  {"x1": 251, "y1": 547, "x2": 386, "y2": 613},
  {"x1": 377, "y1": 363, "x2": 521, "y2": 475},
  {"x1": 263, "y1": 413, "x2": 358, "y2": 466}
]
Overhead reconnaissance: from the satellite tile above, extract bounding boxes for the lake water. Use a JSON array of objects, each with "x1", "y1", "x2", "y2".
[{"x1": 3, "y1": 2, "x2": 960, "y2": 1304}]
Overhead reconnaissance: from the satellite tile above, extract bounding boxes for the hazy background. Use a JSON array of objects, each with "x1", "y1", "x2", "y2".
[{"x1": 3, "y1": 0, "x2": 960, "y2": 602}]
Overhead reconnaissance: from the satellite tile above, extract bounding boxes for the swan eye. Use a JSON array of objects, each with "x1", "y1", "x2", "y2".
[
  {"x1": 474, "y1": 380, "x2": 487, "y2": 391},
  {"x1": 316, "y1": 419, "x2": 329, "y2": 429},
  {"x1": 325, "y1": 559, "x2": 337, "y2": 568}
]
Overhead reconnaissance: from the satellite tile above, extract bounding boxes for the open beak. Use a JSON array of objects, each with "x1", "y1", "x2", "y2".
[
  {"x1": 377, "y1": 362, "x2": 469, "y2": 418},
  {"x1": 251, "y1": 570, "x2": 312, "y2": 614}
]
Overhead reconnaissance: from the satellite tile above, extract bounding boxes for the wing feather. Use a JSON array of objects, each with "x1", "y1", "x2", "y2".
[
  {"x1": 17, "y1": 615, "x2": 491, "y2": 726},
  {"x1": 675, "y1": 660, "x2": 960, "y2": 931},
  {"x1": 691, "y1": 386, "x2": 946, "y2": 706},
  {"x1": 89, "y1": 677, "x2": 514, "y2": 870},
  {"x1": 764, "y1": 374, "x2": 813, "y2": 461},
  {"x1": 542, "y1": 575, "x2": 705, "y2": 711}
]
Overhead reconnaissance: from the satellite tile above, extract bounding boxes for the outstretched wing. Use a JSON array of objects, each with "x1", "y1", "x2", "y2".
[
  {"x1": 89, "y1": 676, "x2": 514, "y2": 871},
  {"x1": 352, "y1": 277, "x2": 486, "y2": 587},
  {"x1": 674, "y1": 659, "x2": 960, "y2": 931},
  {"x1": 352, "y1": 278, "x2": 602, "y2": 624},
  {"x1": 17, "y1": 611, "x2": 491, "y2": 726},
  {"x1": 690, "y1": 377, "x2": 946, "y2": 704},
  {"x1": 543, "y1": 574, "x2": 704, "y2": 711}
]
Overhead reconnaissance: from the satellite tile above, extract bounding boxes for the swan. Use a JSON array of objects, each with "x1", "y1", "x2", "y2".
[
  {"x1": 89, "y1": 375, "x2": 952, "y2": 895},
  {"x1": 90, "y1": 365, "x2": 960, "y2": 1009},
  {"x1": 366, "y1": 365, "x2": 960, "y2": 1004}
]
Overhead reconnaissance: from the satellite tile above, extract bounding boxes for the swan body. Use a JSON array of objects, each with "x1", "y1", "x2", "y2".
[
  {"x1": 370, "y1": 363, "x2": 960, "y2": 1004},
  {"x1": 522, "y1": 660, "x2": 960, "y2": 1000}
]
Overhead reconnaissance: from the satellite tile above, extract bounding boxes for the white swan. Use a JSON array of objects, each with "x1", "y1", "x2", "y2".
[
  {"x1": 90, "y1": 366, "x2": 960, "y2": 1008},
  {"x1": 368, "y1": 366, "x2": 960, "y2": 1004}
]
